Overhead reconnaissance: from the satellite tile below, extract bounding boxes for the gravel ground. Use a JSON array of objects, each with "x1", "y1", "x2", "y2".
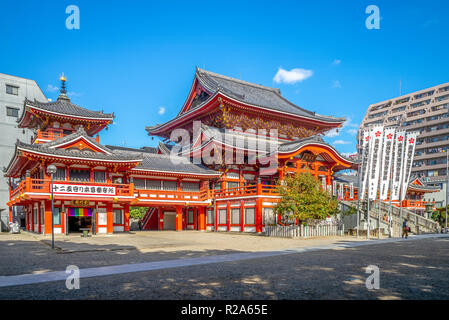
[
  {"x1": 0, "y1": 231, "x2": 369, "y2": 276},
  {"x1": 0, "y1": 232, "x2": 448, "y2": 300}
]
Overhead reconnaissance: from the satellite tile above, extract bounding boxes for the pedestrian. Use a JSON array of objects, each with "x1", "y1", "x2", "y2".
[
  {"x1": 402, "y1": 219, "x2": 408, "y2": 239},
  {"x1": 138, "y1": 218, "x2": 142, "y2": 231}
]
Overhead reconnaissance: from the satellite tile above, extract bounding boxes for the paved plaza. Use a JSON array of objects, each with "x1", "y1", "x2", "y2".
[{"x1": 0, "y1": 231, "x2": 448, "y2": 299}]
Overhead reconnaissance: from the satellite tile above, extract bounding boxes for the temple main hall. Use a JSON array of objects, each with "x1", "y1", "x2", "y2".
[{"x1": 5, "y1": 68, "x2": 433, "y2": 235}]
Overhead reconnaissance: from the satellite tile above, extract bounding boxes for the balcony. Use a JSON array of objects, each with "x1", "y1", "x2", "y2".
[
  {"x1": 211, "y1": 184, "x2": 279, "y2": 199},
  {"x1": 9, "y1": 178, "x2": 133, "y2": 204},
  {"x1": 134, "y1": 188, "x2": 210, "y2": 203},
  {"x1": 35, "y1": 129, "x2": 65, "y2": 143}
]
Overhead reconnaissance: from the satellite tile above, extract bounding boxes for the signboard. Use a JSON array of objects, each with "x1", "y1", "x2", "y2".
[
  {"x1": 400, "y1": 132, "x2": 418, "y2": 201},
  {"x1": 360, "y1": 130, "x2": 371, "y2": 200},
  {"x1": 52, "y1": 184, "x2": 116, "y2": 196},
  {"x1": 368, "y1": 126, "x2": 384, "y2": 200},
  {"x1": 379, "y1": 127, "x2": 395, "y2": 200},
  {"x1": 71, "y1": 200, "x2": 90, "y2": 206},
  {"x1": 391, "y1": 130, "x2": 406, "y2": 200}
]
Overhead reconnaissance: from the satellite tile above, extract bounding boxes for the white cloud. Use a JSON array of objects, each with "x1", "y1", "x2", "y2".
[
  {"x1": 333, "y1": 140, "x2": 351, "y2": 145},
  {"x1": 158, "y1": 106, "x2": 166, "y2": 115},
  {"x1": 332, "y1": 80, "x2": 342, "y2": 88},
  {"x1": 347, "y1": 128, "x2": 358, "y2": 135},
  {"x1": 67, "y1": 91, "x2": 82, "y2": 97},
  {"x1": 324, "y1": 117, "x2": 359, "y2": 138},
  {"x1": 325, "y1": 129, "x2": 339, "y2": 138},
  {"x1": 332, "y1": 59, "x2": 341, "y2": 66},
  {"x1": 46, "y1": 84, "x2": 59, "y2": 92},
  {"x1": 273, "y1": 67, "x2": 313, "y2": 84}
]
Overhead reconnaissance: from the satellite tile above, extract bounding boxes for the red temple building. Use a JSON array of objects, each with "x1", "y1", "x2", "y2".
[{"x1": 5, "y1": 69, "x2": 438, "y2": 235}]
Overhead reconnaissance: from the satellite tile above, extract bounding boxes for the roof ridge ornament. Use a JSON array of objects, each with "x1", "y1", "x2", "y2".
[{"x1": 57, "y1": 73, "x2": 71, "y2": 102}]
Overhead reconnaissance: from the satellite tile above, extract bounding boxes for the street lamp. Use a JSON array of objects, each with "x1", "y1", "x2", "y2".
[{"x1": 47, "y1": 164, "x2": 57, "y2": 249}]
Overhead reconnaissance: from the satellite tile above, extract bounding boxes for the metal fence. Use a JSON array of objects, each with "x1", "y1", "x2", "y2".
[{"x1": 265, "y1": 224, "x2": 344, "y2": 239}]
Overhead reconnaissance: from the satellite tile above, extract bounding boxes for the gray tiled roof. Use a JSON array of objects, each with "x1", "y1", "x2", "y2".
[
  {"x1": 43, "y1": 127, "x2": 112, "y2": 151},
  {"x1": 23, "y1": 97, "x2": 114, "y2": 120},
  {"x1": 17, "y1": 141, "x2": 142, "y2": 162},
  {"x1": 106, "y1": 145, "x2": 158, "y2": 154},
  {"x1": 110, "y1": 144, "x2": 220, "y2": 175},
  {"x1": 131, "y1": 152, "x2": 220, "y2": 175},
  {"x1": 195, "y1": 68, "x2": 345, "y2": 123},
  {"x1": 334, "y1": 174, "x2": 440, "y2": 191},
  {"x1": 16, "y1": 128, "x2": 141, "y2": 162}
]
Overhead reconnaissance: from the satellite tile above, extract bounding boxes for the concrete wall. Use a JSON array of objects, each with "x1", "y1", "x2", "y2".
[{"x1": 0, "y1": 73, "x2": 46, "y2": 231}]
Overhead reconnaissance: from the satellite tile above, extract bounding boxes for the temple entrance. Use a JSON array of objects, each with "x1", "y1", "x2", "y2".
[
  {"x1": 68, "y1": 216, "x2": 92, "y2": 233},
  {"x1": 68, "y1": 208, "x2": 93, "y2": 233},
  {"x1": 163, "y1": 212, "x2": 176, "y2": 230}
]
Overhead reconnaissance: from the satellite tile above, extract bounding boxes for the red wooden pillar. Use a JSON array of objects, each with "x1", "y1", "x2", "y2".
[
  {"x1": 106, "y1": 203, "x2": 113, "y2": 234},
  {"x1": 176, "y1": 206, "x2": 183, "y2": 231},
  {"x1": 256, "y1": 198, "x2": 263, "y2": 233},
  {"x1": 198, "y1": 207, "x2": 206, "y2": 231},
  {"x1": 37, "y1": 203, "x2": 41, "y2": 233},
  {"x1": 215, "y1": 201, "x2": 218, "y2": 231},
  {"x1": 193, "y1": 208, "x2": 198, "y2": 230},
  {"x1": 44, "y1": 201, "x2": 52, "y2": 235},
  {"x1": 25, "y1": 206, "x2": 28, "y2": 230},
  {"x1": 240, "y1": 200, "x2": 245, "y2": 232},
  {"x1": 124, "y1": 204, "x2": 130, "y2": 232},
  {"x1": 226, "y1": 201, "x2": 231, "y2": 231},
  {"x1": 158, "y1": 207, "x2": 163, "y2": 230},
  {"x1": 9, "y1": 206, "x2": 13, "y2": 223},
  {"x1": 31, "y1": 205, "x2": 34, "y2": 232}
]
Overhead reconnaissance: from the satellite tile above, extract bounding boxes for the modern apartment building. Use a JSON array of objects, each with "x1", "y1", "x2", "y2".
[
  {"x1": 360, "y1": 81, "x2": 449, "y2": 206},
  {"x1": 0, "y1": 73, "x2": 47, "y2": 231}
]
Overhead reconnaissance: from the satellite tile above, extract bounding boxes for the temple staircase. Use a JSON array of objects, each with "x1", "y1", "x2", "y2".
[
  {"x1": 340, "y1": 200, "x2": 438, "y2": 236},
  {"x1": 142, "y1": 207, "x2": 158, "y2": 230}
]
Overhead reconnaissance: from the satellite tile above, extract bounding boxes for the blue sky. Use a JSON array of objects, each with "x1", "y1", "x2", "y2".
[{"x1": 1, "y1": 0, "x2": 448, "y2": 155}]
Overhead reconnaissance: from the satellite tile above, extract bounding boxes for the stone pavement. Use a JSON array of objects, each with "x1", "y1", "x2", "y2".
[{"x1": 0, "y1": 232, "x2": 448, "y2": 299}]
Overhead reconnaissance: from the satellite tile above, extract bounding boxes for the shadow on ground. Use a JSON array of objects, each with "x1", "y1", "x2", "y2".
[{"x1": 0, "y1": 233, "x2": 448, "y2": 300}]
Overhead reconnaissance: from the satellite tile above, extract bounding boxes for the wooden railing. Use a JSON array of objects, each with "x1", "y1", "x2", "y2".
[
  {"x1": 211, "y1": 184, "x2": 279, "y2": 199},
  {"x1": 10, "y1": 178, "x2": 133, "y2": 200},
  {"x1": 134, "y1": 188, "x2": 210, "y2": 202},
  {"x1": 35, "y1": 129, "x2": 65, "y2": 142},
  {"x1": 265, "y1": 224, "x2": 344, "y2": 238}
]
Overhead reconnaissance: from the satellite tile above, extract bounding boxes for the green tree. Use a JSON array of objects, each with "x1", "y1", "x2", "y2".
[
  {"x1": 129, "y1": 206, "x2": 147, "y2": 220},
  {"x1": 274, "y1": 172, "x2": 338, "y2": 225},
  {"x1": 432, "y1": 207, "x2": 449, "y2": 227}
]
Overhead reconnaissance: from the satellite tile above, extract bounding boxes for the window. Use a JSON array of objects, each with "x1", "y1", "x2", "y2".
[
  {"x1": 227, "y1": 181, "x2": 239, "y2": 189},
  {"x1": 69, "y1": 169, "x2": 90, "y2": 182},
  {"x1": 6, "y1": 84, "x2": 19, "y2": 95},
  {"x1": 245, "y1": 208, "x2": 255, "y2": 225},
  {"x1": 146, "y1": 179, "x2": 162, "y2": 190},
  {"x1": 93, "y1": 171, "x2": 106, "y2": 183},
  {"x1": 182, "y1": 182, "x2": 200, "y2": 192},
  {"x1": 33, "y1": 207, "x2": 38, "y2": 225},
  {"x1": 6, "y1": 107, "x2": 19, "y2": 117},
  {"x1": 207, "y1": 209, "x2": 214, "y2": 224},
  {"x1": 187, "y1": 210, "x2": 194, "y2": 224},
  {"x1": 162, "y1": 180, "x2": 177, "y2": 191},
  {"x1": 218, "y1": 209, "x2": 227, "y2": 224},
  {"x1": 134, "y1": 178, "x2": 146, "y2": 189},
  {"x1": 263, "y1": 208, "x2": 275, "y2": 225},
  {"x1": 113, "y1": 209, "x2": 123, "y2": 224},
  {"x1": 53, "y1": 207, "x2": 61, "y2": 225},
  {"x1": 54, "y1": 167, "x2": 66, "y2": 181},
  {"x1": 40, "y1": 206, "x2": 44, "y2": 225},
  {"x1": 231, "y1": 208, "x2": 240, "y2": 224}
]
